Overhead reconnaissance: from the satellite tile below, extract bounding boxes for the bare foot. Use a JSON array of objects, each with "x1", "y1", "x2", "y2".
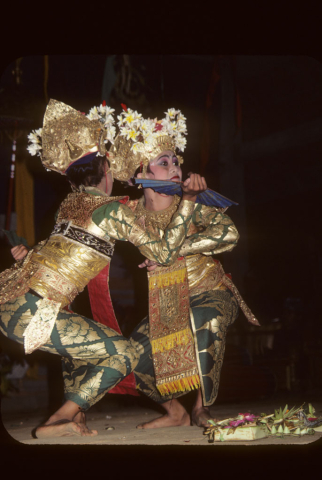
[
  {"x1": 35, "y1": 419, "x2": 98, "y2": 438},
  {"x1": 137, "y1": 400, "x2": 190, "y2": 429},
  {"x1": 137, "y1": 412, "x2": 190, "y2": 429},
  {"x1": 73, "y1": 411, "x2": 86, "y2": 424},
  {"x1": 73, "y1": 411, "x2": 98, "y2": 436},
  {"x1": 191, "y1": 407, "x2": 216, "y2": 428}
]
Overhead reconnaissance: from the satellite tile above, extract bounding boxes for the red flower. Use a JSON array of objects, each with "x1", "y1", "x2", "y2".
[
  {"x1": 121, "y1": 103, "x2": 127, "y2": 111},
  {"x1": 102, "y1": 100, "x2": 106, "y2": 107},
  {"x1": 154, "y1": 123, "x2": 163, "y2": 132}
]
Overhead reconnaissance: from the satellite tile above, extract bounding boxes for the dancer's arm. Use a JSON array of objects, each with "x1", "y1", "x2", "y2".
[
  {"x1": 93, "y1": 174, "x2": 207, "y2": 265},
  {"x1": 178, "y1": 204, "x2": 239, "y2": 257}
]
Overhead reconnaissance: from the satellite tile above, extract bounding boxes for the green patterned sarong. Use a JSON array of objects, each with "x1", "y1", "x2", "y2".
[
  {"x1": 131, "y1": 286, "x2": 238, "y2": 406},
  {"x1": 0, "y1": 292, "x2": 142, "y2": 410}
]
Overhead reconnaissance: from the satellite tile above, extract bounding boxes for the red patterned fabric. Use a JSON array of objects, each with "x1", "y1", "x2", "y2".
[{"x1": 87, "y1": 202, "x2": 139, "y2": 397}]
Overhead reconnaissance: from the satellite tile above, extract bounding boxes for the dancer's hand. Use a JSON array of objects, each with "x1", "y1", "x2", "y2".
[
  {"x1": 11, "y1": 245, "x2": 28, "y2": 261},
  {"x1": 138, "y1": 259, "x2": 159, "y2": 272},
  {"x1": 182, "y1": 173, "x2": 207, "y2": 202}
]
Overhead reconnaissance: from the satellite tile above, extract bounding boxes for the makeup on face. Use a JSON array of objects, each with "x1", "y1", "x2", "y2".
[{"x1": 148, "y1": 150, "x2": 182, "y2": 182}]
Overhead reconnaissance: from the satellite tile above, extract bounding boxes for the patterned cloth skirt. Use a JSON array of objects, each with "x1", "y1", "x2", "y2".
[
  {"x1": 0, "y1": 292, "x2": 142, "y2": 410},
  {"x1": 131, "y1": 285, "x2": 239, "y2": 406}
]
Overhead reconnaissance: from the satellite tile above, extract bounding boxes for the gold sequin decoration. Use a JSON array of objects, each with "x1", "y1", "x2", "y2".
[
  {"x1": 23, "y1": 298, "x2": 61, "y2": 354},
  {"x1": 41, "y1": 99, "x2": 106, "y2": 175},
  {"x1": 57, "y1": 191, "x2": 126, "y2": 229},
  {"x1": 134, "y1": 195, "x2": 181, "y2": 232}
]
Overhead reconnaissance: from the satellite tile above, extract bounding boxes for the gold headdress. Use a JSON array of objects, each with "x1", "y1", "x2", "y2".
[
  {"x1": 27, "y1": 101, "x2": 187, "y2": 182},
  {"x1": 107, "y1": 106, "x2": 188, "y2": 182},
  {"x1": 27, "y1": 99, "x2": 116, "y2": 175}
]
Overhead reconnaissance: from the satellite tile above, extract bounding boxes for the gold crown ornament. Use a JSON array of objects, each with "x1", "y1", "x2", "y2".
[
  {"x1": 27, "y1": 99, "x2": 116, "y2": 175},
  {"x1": 107, "y1": 106, "x2": 188, "y2": 182}
]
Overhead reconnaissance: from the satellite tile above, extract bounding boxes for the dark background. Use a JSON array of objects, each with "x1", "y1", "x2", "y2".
[{"x1": 0, "y1": 55, "x2": 321, "y2": 409}]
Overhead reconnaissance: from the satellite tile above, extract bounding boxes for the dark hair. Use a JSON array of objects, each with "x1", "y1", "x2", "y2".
[
  {"x1": 66, "y1": 156, "x2": 107, "y2": 188},
  {"x1": 129, "y1": 163, "x2": 153, "y2": 185}
]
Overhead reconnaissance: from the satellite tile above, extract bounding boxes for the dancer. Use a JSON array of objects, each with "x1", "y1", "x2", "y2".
[
  {"x1": 0, "y1": 100, "x2": 206, "y2": 438},
  {"x1": 106, "y1": 106, "x2": 260, "y2": 428}
]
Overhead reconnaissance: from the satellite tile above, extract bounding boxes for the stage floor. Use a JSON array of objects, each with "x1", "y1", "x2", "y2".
[{"x1": 1, "y1": 383, "x2": 322, "y2": 446}]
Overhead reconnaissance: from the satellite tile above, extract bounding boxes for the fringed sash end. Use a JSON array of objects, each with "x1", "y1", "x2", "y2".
[{"x1": 157, "y1": 374, "x2": 201, "y2": 396}]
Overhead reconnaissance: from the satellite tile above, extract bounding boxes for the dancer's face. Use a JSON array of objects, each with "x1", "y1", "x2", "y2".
[{"x1": 145, "y1": 150, "x2": 182, "y2": 182}]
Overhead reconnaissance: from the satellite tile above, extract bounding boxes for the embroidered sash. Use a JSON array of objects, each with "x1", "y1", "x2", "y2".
[
  {"x1": 148, "y1": 256, "x2": 200, "y2": 396},
  {"x1": 23, "y1": 298, "x2": 61, "y2": 354}
]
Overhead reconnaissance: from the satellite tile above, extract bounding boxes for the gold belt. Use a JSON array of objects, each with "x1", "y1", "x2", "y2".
[{"x1": 29, "y1": 263, "x2": 79, "y2": 306}]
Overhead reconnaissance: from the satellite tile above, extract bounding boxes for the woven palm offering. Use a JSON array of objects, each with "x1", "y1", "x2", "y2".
[{"x1": 204, "y1": 403, "x2": 322, "y2": 442}]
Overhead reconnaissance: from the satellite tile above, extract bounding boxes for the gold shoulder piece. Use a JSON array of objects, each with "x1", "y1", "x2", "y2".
[
  {"x1": 57, "y1": 192, "x2": 124, "y2": 227},
  {"x1": 126, "y1": 199, "x2": 139, "y2": 212}
]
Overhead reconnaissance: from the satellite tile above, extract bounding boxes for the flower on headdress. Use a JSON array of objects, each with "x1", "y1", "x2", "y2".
[
  {"x1": 105, "y1": 125, "x2": 116, "y2": 144},
  {"x1": 87, "y1": 103, "x2": 116, "y2": 145},
  {"x1": 154, "y1": 122, "x2": 163, "y2": 132},
  {"x1": 177, "y1": 120, "x2": 187, "y2": 134},
  {"x1": 175, "y1": 135, "x2": 187, "y2": 152},
  {"x1": 123, "y1": 108, "x2": 142, "y2": 125},
  {"x1": 86, "y1": 106, "x2": 100, "y2": 120},
  {"x1": 27, "y1": 143, "x2": 42, "y2": 156},
  {"x1": 177, "y1": 112, "x2": 186, "y2": 122},
  {"x1": 27, "y1": 128, "x2": 43, "y2": 157},
  {"x1": 126, "y1": 128, "x2": 140, "y2": 141},
  {"x1": 166, "y1": 108, "x2": 178, "y2": 119},
  {"x1": 117, "y1": 106, "x2": 187, "y2": 156},
  {"x1": 140, "y1": 119, "x2": 154, "y2": 135}
]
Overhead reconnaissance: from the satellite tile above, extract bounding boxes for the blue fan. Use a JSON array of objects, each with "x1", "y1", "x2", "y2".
[{"x1": 134, "y1": 178, "x2": 238, "y2": 208}]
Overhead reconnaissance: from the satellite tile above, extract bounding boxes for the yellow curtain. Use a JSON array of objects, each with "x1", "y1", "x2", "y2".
[{"x1": 15, "y1": 157, "x2": 35, "y2": 247}]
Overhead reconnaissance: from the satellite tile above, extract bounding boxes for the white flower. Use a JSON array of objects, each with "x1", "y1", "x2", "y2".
[
  {"x1": 28, "y1": 131, "x2": 41, "y2": 143},
  {"x1": 143, "y1": 134, "x2": 155, "y2": 146},
  {"x1": 98, "y1": 105, "x2": 115, "y2": 121},
  {"x1": 160, "y1": 118, "x2": 171, "y2": 131},
  {"x1": 106, "y1": 125, "x2": 116, "y2": 144},
  {"x1": 105, "y1": 106, "x2": 115, "y2": 116},
  {"x1": 86, "y1": 106, "x2": 100, "y2": 120},
  {"x1": 177, "y1": 112, "x2": 186, "y2": 122},
  {"x1": 126, "y1": 128, "x2": 140, "y2": 141},
  {"x1": 27, "y1": 128, "x2": 43, "y2": 156},
  {"x1": 123, "y1": 110, "x2": 135, "y2": 124},
  {"x1": 175, "y1": 135, "x2": 187, "y2": 152},
  {"x1": 166, "y1": 108, "x2": 177, "y2": 119},
  {"x1": 104, "y1": 114, "x2": 115, "y2": 126},
  {"x1": 131, "y1": 142, "x2": 144, "y2": 153},
  {"x1": 124, "y1": 109, "x2": 142, "y2": 125},
  {"x1": 117, "y1": 114, "x2": 125, "y2": 127},
  {"x1": 119, "y1": 124, "x2": 132, "y2": 137},
  {"x1": 162, "y1": 119, "x2": 176, "y2": 136},
  {"x1": 177, "y1": 121, "x2": 187, "y2": 134},
  {"x1": 97, "y1": 104, "x2": 106, "y2": 115},
  {"x1": 140, "y1": 119, "x2": 154, "y2": 135},
  {"x1": 27, "y1": 143, "x2": 42, "y2": 156}
]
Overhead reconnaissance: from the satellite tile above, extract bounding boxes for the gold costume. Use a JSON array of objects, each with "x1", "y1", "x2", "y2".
[
  {"x1": 130, "y1": 196, "x2": 259, "y2": 406},
  {"x1": 0, "y1": 99, "x2": 197, "y2": 411},
  {"x1": 0, "y1": 189, "x2": 195, "y2": 409}
]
